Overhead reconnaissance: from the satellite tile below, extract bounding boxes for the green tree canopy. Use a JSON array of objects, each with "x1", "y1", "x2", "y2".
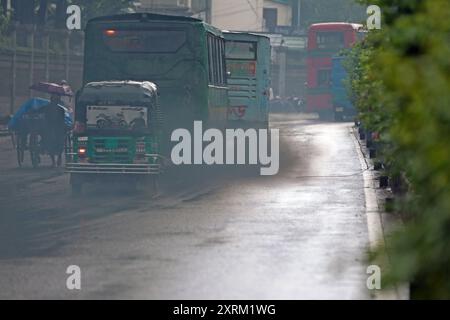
[{"x1": 348, "y1": 0, "x2": 450, "y2": 298}]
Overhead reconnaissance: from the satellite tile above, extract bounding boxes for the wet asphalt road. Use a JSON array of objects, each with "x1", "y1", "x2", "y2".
[{"x1": 0, "y1": 114, "x2": 370, "y2": 299}]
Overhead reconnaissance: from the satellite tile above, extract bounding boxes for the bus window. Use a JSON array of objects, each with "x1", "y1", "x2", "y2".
[
  {"x1": 225, "y1": 41, "x2": 257, "y2": 60},
  {"x1": 214, "y1": 37, "x2": 220, "y2": 85},
  {"x1": 208, "y1": 35, "x2": 215, "y2": 84},
  {"x1": 215, "y1": 38, "x2": 223, "y2": 85},
  {"x1": 219, "y1": 39, "x2": 227, "y2": 85},
  {"x1": 208, "y1": 34, "x2": 227, "y2": 86},
  {"x1": 103, "y1": 29, "x2": 187, "y2": 53},
  {"x1": 316, "y1": 32, "x2": 344, "y2": 49}
]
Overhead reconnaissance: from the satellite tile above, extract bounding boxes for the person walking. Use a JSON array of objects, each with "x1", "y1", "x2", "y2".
[{"x1": 41, "y1": 94, "x2": 67, "y2": 167}]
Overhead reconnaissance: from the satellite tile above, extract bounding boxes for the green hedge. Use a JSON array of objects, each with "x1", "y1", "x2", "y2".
[{"x1": 349, "y1": 0, "x2": 450, "y2": 298}]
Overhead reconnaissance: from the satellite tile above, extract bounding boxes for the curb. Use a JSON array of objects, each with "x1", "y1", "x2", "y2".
[{"x1": 350, "y1": 127, "x2": 409, "y2": 300}]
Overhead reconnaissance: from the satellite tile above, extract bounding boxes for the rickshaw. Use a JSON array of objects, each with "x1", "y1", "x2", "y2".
[
  {"x1": 8, "y1": 97, "x2": 73, "y2": 168},
  {"x1": 66, "y1": 81, "x2": 164, "y2": 195},
  {"x1": 8, "y1": 82, "x2": 74, "y2": 168}
]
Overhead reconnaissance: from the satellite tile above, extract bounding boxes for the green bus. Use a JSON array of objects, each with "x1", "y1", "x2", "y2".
[
  {"x1": 224, "y1": 32, "x2": 271, "y2": 130},
  {"x1": 67, "y1": 13, "x2": 230, "y2": 193},
  {"x1": 82, "y1": 13, "x2": 229, "y2": 137}
]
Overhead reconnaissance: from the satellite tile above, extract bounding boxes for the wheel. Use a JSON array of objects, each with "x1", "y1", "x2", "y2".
[
  {"x1": 119, "y1": 120, "x2": 128, "y2": 129},
  {"x1": 97, "y1": 119, "x2": 108, "y2": 129},
  {"x1": 29, "y1": 134, "x2": 41, "y2": 168}
]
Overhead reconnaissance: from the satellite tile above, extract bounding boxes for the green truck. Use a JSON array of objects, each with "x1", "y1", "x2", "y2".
[{"x1": 66, "y1": 81, "x2": 163, "y2": 194}]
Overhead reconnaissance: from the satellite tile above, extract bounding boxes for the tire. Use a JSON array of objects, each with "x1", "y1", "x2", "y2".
[
  {"x1": 97, "y1": 119, "x2": 108, "y2": 129},
  {"x1": 119, "y1": 120, "x2": 128, "y2": 129},
  {"x1": 29, "y1": 134, "x2": 40, "y2": 169}
]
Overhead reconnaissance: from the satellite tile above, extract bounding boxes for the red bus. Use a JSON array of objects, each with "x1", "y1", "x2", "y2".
[{"x1": 306, "y1": 23, "x2": 363, "y2": 119}]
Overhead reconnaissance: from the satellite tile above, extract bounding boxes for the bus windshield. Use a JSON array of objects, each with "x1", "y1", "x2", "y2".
[
  {"x1": 316, "y1": 32, "x2": 344, "y2": 49},
  {"x1": 225, "y1": 41, "x2": 257, "y2": 60},
  {"x1": 84, "y1": 23, "x2": 198, "y2": 83},
  {"x1": 103, "y1": 29, "x2": 187, "y2": 53}
]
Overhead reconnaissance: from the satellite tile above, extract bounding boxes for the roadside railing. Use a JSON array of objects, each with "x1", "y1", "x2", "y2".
[{"x1": 0, "y1": 24, "x2": 84, "y2": 117}]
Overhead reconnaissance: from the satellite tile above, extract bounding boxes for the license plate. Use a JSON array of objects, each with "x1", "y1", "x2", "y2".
[{"x1": 336, "y1": 107, "x2": 344, "y2": 112}]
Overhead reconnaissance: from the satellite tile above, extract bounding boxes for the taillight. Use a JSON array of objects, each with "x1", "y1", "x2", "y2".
[
  {"x1": 104, "y1": 29, "x2": 117, "y2": 37},
  {"x1": 249, "y1": 62, "x2": 256, "y2": 76},
  {"x1": 78, "y1": 147, "x2": 87, "y2": 157},
  {"x1": 135, "y1": 141, "x2": 146, "y2": 154},
  {"x1": 134, "y1": 141, "x2": 146, "y2": 164}
]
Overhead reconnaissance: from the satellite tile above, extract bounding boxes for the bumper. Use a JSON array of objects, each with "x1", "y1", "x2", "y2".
[{"x1": 66, "y1": 162, "x2": 161, "y2": 175}]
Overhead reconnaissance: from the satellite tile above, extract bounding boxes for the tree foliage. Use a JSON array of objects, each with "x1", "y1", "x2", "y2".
[{"x1": 348, "y1": 0, "x2": 450, "y2": 298}]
